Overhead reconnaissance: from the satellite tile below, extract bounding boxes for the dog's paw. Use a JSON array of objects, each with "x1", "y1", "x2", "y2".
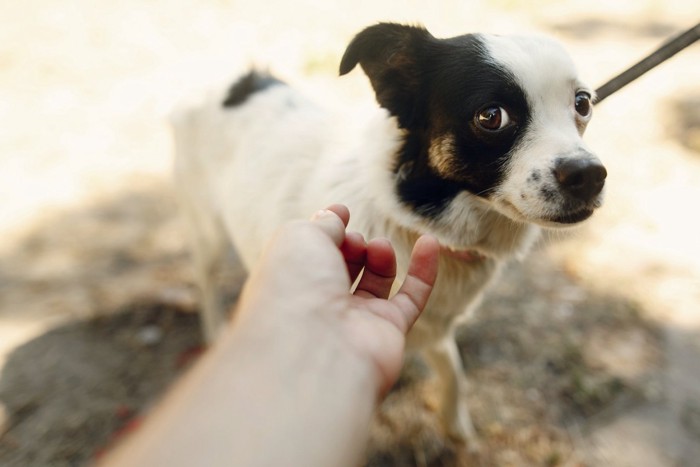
[{"x1": 444, "y1": 413, "x2": 481, "y2": 454}]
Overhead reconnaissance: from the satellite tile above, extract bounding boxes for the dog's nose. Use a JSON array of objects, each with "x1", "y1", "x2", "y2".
[{"x1": 553, "y1": 158, "x2": 607, "y2": 202}]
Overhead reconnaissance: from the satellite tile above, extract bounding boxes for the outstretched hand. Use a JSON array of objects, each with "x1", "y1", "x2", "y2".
[
  {"x1": 101, "y1": 204, "x2": 440, "y2": 467},
  {"x1": 236, "y1": 204, "x2": 440, "y2": 395}
]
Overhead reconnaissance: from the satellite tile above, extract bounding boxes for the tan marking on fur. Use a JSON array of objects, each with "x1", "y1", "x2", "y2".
[{"x1": 428, "y1": 134, "x2": 458, "y2": 178}]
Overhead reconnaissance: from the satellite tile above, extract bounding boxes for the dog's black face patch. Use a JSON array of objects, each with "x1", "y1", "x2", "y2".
[
  {"x1": 223, "y1": 71, "x2": 285, "y2": 108},
  {"x1": 394, "y1": 138, "x2": 464, "y2": 217},
  {"x1": 425, "y1": 35, "x2": 530, "y2": 192},
  {"x1": 341, "y1": 25, "x2": 531, "y2": 218}
]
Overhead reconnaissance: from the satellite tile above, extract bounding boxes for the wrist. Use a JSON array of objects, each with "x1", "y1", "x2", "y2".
[{"x1": 217, "y1": 318, "x2": 379, "y2": 467}]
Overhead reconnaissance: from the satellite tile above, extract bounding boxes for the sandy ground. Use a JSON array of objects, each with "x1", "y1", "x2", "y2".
[{"x1": 1, "y1": 0, "x2": 699, "y2": 465}]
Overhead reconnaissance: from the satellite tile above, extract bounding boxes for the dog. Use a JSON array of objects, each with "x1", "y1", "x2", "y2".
[{"x1": 171, "y1": 23, "x2": 606, "y2": 446}]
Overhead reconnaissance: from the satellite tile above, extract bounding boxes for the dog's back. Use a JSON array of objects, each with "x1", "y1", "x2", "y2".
[
  {"x1": 174, "y1": 73, "x2": 328, "y2": 268},
  {"x1": 173, "y1": 70, "x2": 419, "y2": 269}
]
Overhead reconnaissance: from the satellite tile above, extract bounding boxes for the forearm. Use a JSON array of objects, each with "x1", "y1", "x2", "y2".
[
  {"x1": 101, "y1": 208, "x2": 437, "y2": 467},
  {"x1": 102, "y1": 319, "x2": 379, "y2": 467}
]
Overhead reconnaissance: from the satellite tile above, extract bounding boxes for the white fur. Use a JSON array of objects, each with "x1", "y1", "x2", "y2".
[
  {"x1": 172, "y1": 34, "x2": 601, "y2": 444},
  {"x1": 483, "y1": 35, "x2": 601, "y2": 227}
]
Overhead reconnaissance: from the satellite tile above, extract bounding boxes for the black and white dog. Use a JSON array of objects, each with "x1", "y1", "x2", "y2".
[{"x1": 172, "y1": 23, "x2": 606, "y2": 445}]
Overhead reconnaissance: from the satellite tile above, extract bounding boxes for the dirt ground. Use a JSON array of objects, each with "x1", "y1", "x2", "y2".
[{"x1": 1, "y1": 1, "x2": 699, "y2": 466}]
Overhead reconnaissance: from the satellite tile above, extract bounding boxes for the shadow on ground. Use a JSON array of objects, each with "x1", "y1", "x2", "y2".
[
  {"x1": 548, "y1": 17, "x2": 680, "y2": 40},
  {"x1": 0, "y1": 303, "x2": 203, "y2": 466},
  {"x1": 365, "y1": 252, "x2": 664, "y2": 466},
  {"x1": 667, "y1": 93, "x2": 700, "y2": 154},
  {"x1": 0, "y1": 184, "x2": 666, "y2": 466}
]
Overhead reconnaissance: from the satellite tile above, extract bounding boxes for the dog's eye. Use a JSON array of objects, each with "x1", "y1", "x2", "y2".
[
  {"x1": 476, "y1": 106, "x2": 510, "y2": 131},
  {"x1": 575, "y1": 91, "x2": 592, "y2": 118}
]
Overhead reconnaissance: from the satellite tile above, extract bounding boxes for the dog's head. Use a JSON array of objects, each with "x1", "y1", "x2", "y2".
[{"x1": 340, "y1": 23, "x2": 606, "y2": 229}]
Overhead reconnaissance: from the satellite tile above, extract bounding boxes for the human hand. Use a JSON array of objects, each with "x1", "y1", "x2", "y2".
[
  {"x1": 235, "y1": 204, "x2": 440, "y2": 396},
  {"x1": 101, "y1": 205, "x2": 439, "y2": 467}
]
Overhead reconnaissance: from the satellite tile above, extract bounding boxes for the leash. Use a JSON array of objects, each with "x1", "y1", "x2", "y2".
[{"x1": 594, "y1": 21, "x2": 700, "y2": 104}]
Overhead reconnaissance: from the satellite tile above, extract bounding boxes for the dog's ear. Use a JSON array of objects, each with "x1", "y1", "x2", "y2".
[{"x1": 340, "y1": 23, "x2": 434, "y2": 126}]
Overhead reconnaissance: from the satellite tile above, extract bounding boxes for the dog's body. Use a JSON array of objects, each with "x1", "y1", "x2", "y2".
[{"x1": 173, "y1": 23, "x2": 606, "y2": 444}]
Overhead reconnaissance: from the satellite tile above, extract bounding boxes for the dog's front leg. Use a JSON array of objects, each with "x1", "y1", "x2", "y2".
[
  {"x1": 425, "y1": 336, "x2": 479, "y2": 450},
  {"x1": 179, "y1": 195, "x2": 230, "y2": 343}
]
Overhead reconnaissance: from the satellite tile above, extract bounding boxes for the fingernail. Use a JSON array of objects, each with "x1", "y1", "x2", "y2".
[{"x1": 310, "y1": 209, "x2": 332, "y2": 221}]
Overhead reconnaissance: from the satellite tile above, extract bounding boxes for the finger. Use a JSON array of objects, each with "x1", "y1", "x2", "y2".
[
  {"x1": 390, "y1": 235, "x2": 440, "y2": 333},
  {"x1": 340, "y1": 231, "x2": 367, "y2": 283},
  {"x1": 309, "y1": 208, "x2": 347, "y2": 247},
  {"x1": 354, "y1": 238, "x2": 397, "y2": 300}
]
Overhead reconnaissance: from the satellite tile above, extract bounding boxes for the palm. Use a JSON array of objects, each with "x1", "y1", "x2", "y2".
[{"x1": 336, "y1": 233, "x2": 438, "y2": 394}]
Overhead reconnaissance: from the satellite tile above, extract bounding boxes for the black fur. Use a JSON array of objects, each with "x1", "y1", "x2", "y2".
[
  {"x1": 395, "y1": 143, "x2": 463, "y2": 217},
  {"x1": 222, "y1": 71, "x2": 285, "y2": 108},
  {"x1": 341, "y1": 23, "x2": 531, "y2": 217},
  {"x1": 340, "y1": 23, "x2": 431, "y2": 128}
]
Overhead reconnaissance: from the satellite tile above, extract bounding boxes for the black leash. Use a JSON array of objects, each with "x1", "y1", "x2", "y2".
[{"x1": 594, "y1": 21, "x2": 700, "y2": 104}]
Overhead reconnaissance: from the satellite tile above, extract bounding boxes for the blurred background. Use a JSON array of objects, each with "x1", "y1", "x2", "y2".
[{"x1": 0, "y1": 0, "x2": 699, "y2": 465}]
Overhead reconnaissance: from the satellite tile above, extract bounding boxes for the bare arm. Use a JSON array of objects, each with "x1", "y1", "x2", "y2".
[{"x1": 102, "y1": 206, "x2": 439, "y2": 467}]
